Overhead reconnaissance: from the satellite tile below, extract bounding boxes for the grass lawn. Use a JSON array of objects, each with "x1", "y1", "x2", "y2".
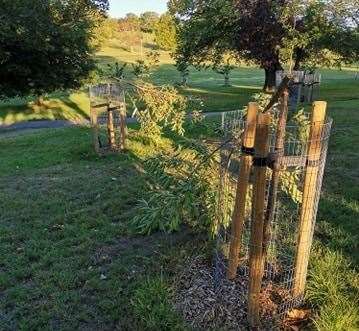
[
  {"x1": 0, "y1": 126, "x2": 207, "y2": 330},
  {"x1": 0, "y1": 99, "x2": 358, "y2": 330},
  {"x1": 1, "y1": 39, "x2": 358, "y2": 125},
  {"x1": 0, "y1": 39, "x2": 358, "y2": 330}
]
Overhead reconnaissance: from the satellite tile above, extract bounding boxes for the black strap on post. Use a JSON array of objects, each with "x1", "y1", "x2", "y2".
[
  {"x1": 306, "y1": 159, "x2": 321, "y2": 167},
  {"x1": 253, "y1": 157, "x2": 269, "y2": 168},
  {"x1": 241, "y1": 146, "x2": 255, "y2": 156}
]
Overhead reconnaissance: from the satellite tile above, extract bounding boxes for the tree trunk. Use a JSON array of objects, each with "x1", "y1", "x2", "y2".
[
  {"x1": 293, "y1": 48, "x2": 305, "y2": 71},
  {"x1": 293, "y1": 57, "x2": 301, "y2": 71},
  {"x1": 35, "y1": 95, "x2": 44, "y2": 106},
  {"x1": 263, "y1": 68, "x2": 277, "y2": 93},
  {"x1": 181, "y1": 73, "x2": 188, "y2": 86},
  {"x1": 224, "y1": 73, "x2": 230, "y2": 87}
]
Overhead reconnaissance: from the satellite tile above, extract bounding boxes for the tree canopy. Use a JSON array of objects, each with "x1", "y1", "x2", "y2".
[
  {"x1": 140, "y1": 11, "x2": 160, "y2": 33},
  {"x1": 154, "y1": 13, "x2": 177, "y2": 51},
  {"x1": 0, "y1": 0, "x2": 109, "y2": 98},
  {"x1": 170, "y1": 0, "x2": 359, "y2": 91}
]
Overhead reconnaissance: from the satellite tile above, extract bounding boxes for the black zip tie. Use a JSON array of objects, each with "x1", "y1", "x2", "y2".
[
  {"x1": 307, "y1": 159, "x2": 321, "y2": 167},
  {"x1": 241, "y1": 146, "x2": 255, "y2": 156},
  {"x1": 253, "y1": 157, "x2": 269, "y2": 167}
]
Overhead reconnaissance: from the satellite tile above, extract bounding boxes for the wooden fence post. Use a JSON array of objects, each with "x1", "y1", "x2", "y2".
[
  {"x1": 248, "y1": 113, "x2": 271, "y2": 328},
  {"x1": 227, "y1": 103, "x2": 258, "y2": 280},
  {"x1": 90, "y1": 104, "x2": 100, "y2": 155},
  {"x1": 293, "y1": 101, "x2": 327, "y2": 297},
  {"x1": 120, "y1": 104, "x2": 127, "y2": 151},
  {"x1": 263, "y1": 89, "x2": 289, "y2": 256},
  {"x1": 107, "y1": 104, "x2": 116, "y2": 150}
]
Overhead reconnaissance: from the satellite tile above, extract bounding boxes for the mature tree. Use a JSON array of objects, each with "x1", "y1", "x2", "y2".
[
  {"x1": 140, "y1": 11, "x2": 159, "y2": 33},
  {"x1": 289, "y1": 0, "x2": 359, "y2": 70},
  {"x1": 118, "y1": 13, "x2": 141, "y2": 31},
  {"x1": 170, "y1": 0, "x2": 359, "y2": 91},
  {"x1": 154, "y1": 13, "x2": 177, "y2": 51},
  {"x1": 92, "y1": 18, "x2": 119, "y2": 49},
  {"x1": 0, "y1": 0, "x2": 109, "y2": 98}
]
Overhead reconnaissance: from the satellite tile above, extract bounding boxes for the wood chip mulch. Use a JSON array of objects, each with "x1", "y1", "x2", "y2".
[{"x1": 173, "y1": 256, "x2": 298, "y2": 331}]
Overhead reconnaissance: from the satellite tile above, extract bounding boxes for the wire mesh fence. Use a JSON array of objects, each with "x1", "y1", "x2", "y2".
[
  {"x1": 214, "y1": 102, "x2": 332, "y2": 327},
  {"x1": 276, "y1": 71, "x2": 322, "y2": 108}
]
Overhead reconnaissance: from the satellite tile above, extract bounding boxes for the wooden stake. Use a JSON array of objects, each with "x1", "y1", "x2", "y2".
[
  {"x1": 248, "y1": 113, "x2": 271, "y2": 328},
  {"x1": 120, "y1": 104, "x2": 127, "y2": 151},
  {"x1": 263, "y1": 89, "x2": 289, "y2": 256},
  {"x1": 227, "y1": 103, "x2": 258, "y2": 280},
  {"x1": 90, "y1": 105, "x2": 100, "y2": 155},
  {"x1": 293, "y1": 101, "x2": 327, "y2": 297},
  {"x1": 107, "y1": 104, "x2": 116, "y2": 150}
]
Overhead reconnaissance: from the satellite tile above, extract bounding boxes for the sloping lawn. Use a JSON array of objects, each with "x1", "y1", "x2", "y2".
[
  {"x1": 0, "y1": 127, "x2": 204, "y2": 330},
  {"x1": 0, "y1": 43, "x2": 358, "y2": 329},
  {"x1": 1, "y1": 41, "x2": 357, "y2": 125},
  {"x1": 0, "y1": 96, "x2": 358, "y2": 329}
]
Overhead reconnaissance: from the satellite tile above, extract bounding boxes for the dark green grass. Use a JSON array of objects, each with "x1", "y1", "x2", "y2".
[
  {"x1": 0, "y1": 98, "x2": 358, "y2": 329},
  {"x1": 0, "y1": 54, "x2": 358, "y2": 329},
  {"x1": 2, "y1": 44, "x2": 358, "y2": 125},
  {"x1": 0, "y1": 127, "x2": 205, "y2": 330}
]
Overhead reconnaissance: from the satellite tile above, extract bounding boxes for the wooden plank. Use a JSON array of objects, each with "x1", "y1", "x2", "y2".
[
  {"x1": 293, "y1": 101, "x2": 327, "y2": 297},
  {"x1": 227, "y1": 103, "x2": 258, "y2": 280},
  {"x1": 107, "y1": 105, "x2": 116, "y2": 150},
  {"x1": 120, "y1": 105, "x2": 127, "y2": 151},
  {"x1": 92, "y1": 103, "x2": 108, "y2": 109},
  {"x1": 90, "y1": 106, "x2": 100, "y2": 155},
  {"x1": 247, "y1": 113, "x2": 271, "y2": 328}
]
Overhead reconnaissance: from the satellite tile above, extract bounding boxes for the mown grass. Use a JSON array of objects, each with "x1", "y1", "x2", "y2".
[
  {"x1": 0, "y1": 36, "x2": 358, "y2": 330},
  {"x1": 0, "y1": 126, "x2": 205, "y2": 330},
  {"x1": 0, "y1": 98, "x2": 358, "y2": 329},
  {"x1": 1, "y1": 36, "x2": 358, "y2": 125}
]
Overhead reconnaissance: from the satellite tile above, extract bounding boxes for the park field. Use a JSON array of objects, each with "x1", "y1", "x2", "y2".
[
  {"x1": 0, "y1": 40, "x2": 358, "y2": 330},
  {"x1": 0, "y1": 39, "x2": 358, "y2": 125}
]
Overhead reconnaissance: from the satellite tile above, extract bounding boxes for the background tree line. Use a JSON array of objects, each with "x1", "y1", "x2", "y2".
[{"x1": 170, "y1": 0, "x2": 359, "y2": 91}]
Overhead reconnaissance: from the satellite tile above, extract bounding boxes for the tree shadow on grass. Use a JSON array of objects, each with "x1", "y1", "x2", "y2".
[{"x1": 0, "y1": 93, "x2": 90, "y2": 125}]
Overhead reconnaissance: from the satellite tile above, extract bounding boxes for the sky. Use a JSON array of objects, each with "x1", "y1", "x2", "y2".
[{"x1": 109, "y1": 0, "x2": 168, "y2": 18}]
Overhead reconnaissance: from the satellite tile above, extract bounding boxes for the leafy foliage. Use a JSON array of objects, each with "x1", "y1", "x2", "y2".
[
  {"x1": 131, "y1": 145, "x2": 219, "y2": 235},
  {"x1": 133, "y1": 83, "x2": 187, "y2": 138},
  {"x1": 91, "y1": 17, "x2": 119, "y2": 49},
  {"x1": 171, "y1": 0, "x2": 359, "y2": 90},
  {"x1": 107, "y1": 62, "x2": 127, "y2": 80},
  {"x1": 175, "y1": 58, "x2": 190, "y2": 86},
  {"x1": 131, "y1": 51, "x2": 160, "y2": 78},
  {"x1": 140, "y1": 11, "x2": 160, "y2": 33},
  {"x1": 213, "y1": 55, "x2": 236, "y2": 87},
  {"x1": 154, "y1": 13, "x2": 177, "y2": 51},
  {"x1": 0, "y1": 0, "x2": 109, "y2": 98}
]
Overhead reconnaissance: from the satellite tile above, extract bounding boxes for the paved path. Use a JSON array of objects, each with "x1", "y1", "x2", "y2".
[{"x1": 0, "y1": 110, "x2": 239, "y2": 136}]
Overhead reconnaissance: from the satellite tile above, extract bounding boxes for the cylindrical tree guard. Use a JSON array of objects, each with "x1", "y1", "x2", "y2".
[
  {"x1": 89, "y1": 83, "x2": 127, "y2": 155},
  {"x1": 214, "y1": 99, "x2": 332, "y2": 327}
]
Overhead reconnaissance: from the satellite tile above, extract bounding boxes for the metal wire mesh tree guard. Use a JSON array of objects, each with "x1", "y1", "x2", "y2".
[
  {"x1": 89, "y1": 83, "x2": 127, "y2": 155},
  {"x1": 214, "y1": 99, "x2": 332, "y2": 328},
  {"x1": 276, "y1": 70, "x2": 322, "y2": 108}
]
